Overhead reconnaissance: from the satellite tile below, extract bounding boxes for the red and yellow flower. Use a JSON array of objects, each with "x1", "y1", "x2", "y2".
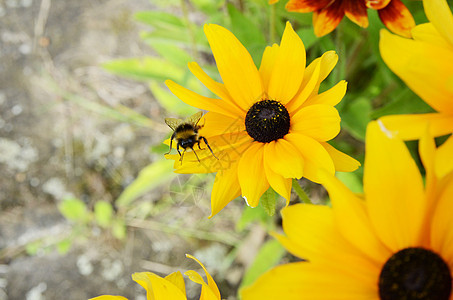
[{"x1": 271, "y1": 0, "x2": 415, "y2": 37}]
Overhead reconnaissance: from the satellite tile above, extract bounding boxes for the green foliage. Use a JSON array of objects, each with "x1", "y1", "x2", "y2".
[
  {"x1": 103, "y1": 57, "x2": 186, "y2": 82},
  {"x1": 116, "y1": 159, "x2": 176, "y2": 208},
  {"x1": 236, "y1": 205, "x2": 274, "y2": 232},
  {"x1": 59, "y1": 197, "x2": 89, "y2": 223},
  {"x1": 259, "y1": 187, "x2": 278, "y2": 216},
  {"x1": 227, "y1": 3, "x2": 267, "y2": 65},
  {"x1": 239, "y1": 239, "x2": 286, "y2": 289},
  {"x1": 94, "y1": 201, "x2": 114, "y2": 228},
  {"x1": 341, "y1": 97, "x2": 373, "y2": 141}
]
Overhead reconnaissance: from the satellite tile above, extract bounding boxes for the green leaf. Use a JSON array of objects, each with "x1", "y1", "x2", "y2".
[
  {"x1": 58, "y1": 197, "x2": 89, "y2": 223},
  {"x1": 94, "y1": 201, "x2": 114, "y2": 228},
  {"x1": 260, "y1": 187, "x2": 277, "y2": 216},
  {"x1": 103, "y1": 57, "x2": 185, "y2": 82},
  {"x1": 56, "y1": 239, "x2": 72, "y2": 254},
  {"x1": 371, "y1": 88, "x2": 434, "y2": 119},
  {"x1": 336, "y1": 172, "x2": 363, "y2": 194},
  {"x1": 341, "y1": 97, "x2": 372, "y2": 141},
  {"x1": 112, "y1": 220, "x2": 127, "y2": 240},
  {"x1": 228, "y1": 3, "x2": 267, "y2": 65},
  {"x1": 236, "y1": 205, "x2": 273, "y2": 232},
  {"x1": 152, "y1": 43, "x2": 193, "y2": 67},
  {"x1": 26, "y1": 241, "x2": 42, "y2": 256},
  {"x1": 239, "y1": 239, "x2": 286, "y2": 289},
  {"x1": 134, "y1": 11, "x2": 184, "y2": 30},
  {"x1": 149, "y1": 81, "x2": 197, "y2": 116},
  {"x1": 116, "y1": 159, "x2": 176, "y2": 207},
  {"x1": 296, "y1": 28, "x2": 317, "y2": 50}
]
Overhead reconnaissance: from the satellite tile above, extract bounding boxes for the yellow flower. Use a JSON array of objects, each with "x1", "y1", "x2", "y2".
[
  {"x1": 379, "y1": 0, "x2": 453, "y2": 140},
  {"x1": 165, "y1": 22, "x2": 359, "y2": 217},
  {"x1": 90, "y1": 254, "x2": 220, "y2": 300},
  {"x1": 270, "y1": 0, "x2": 415, "y2": 37},
  {"x1": 242, "y1": 121, "x2": 453, "y2": 300}
]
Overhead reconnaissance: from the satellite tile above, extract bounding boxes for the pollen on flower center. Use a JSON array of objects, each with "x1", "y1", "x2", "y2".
[
  {"x1": 244, "y1": 100, "x2": 290, "y2": 143},
  {"x1": 378, "y1": 247, "x2": 452, "y2": 300}
]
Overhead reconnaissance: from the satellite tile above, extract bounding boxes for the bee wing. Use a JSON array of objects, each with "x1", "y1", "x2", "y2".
[
  {"x1": 165, "y1": 118, "x2": 183, "y2": 131},
  {"x1": 185, "y1": 111, "x2": 203, "y2": 126}
]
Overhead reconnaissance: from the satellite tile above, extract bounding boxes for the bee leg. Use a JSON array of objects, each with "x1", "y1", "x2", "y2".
[
  {"x1": 191, "y1": 147, "x2": 201, "y2": 162},
  {"x1": 177, "y1": 143, "x2": 183, "y2": 161},
  {"x1": 197, "y1": 139, "x2": 204, "y2": 150},
  {"x1": 200, "y1": 136, "x2": 218, "y2": 160},
  {"x1": 179, "y1": 149, "x2": 186, "y2": 164},
  {"x1": 164, "y1": 133, "x2": 175, "y2": 155}
]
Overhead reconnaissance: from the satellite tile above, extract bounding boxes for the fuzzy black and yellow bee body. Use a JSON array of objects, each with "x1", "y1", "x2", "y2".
[{"x1": 165, "y1": 111, "x2": 218, "y2": 162}]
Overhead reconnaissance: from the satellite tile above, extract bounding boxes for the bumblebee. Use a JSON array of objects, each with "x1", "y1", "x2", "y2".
[{"x1": 165, "y1": 111, "x2": 218, "y2": 162}]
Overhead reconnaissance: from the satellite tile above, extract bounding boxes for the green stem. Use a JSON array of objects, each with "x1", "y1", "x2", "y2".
[
  {"x1": 334, "y1": 22, "x2": 345, "y2": 84},
  {"x1": 270, "y1": 3, "x2": 276, "y2": 44},
  {"x1": 180, "y1": 0, "x2": 199, "y2": 61},
  {"x1": 292, "y1": 179, "x2": 311, "y2": 204}
]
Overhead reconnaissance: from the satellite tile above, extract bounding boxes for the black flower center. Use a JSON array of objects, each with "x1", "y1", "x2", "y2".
[
  {"x1": 244, "y1": 100, "x2": 290, "y2": 143},
  {"x1": 379, "y1": 247, "x2": 452, "y2": 300}
]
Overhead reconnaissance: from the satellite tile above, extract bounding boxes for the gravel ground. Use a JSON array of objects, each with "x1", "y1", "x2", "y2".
[{"x1": 0, "y1": 0, "x2": 248, "y2": 299}]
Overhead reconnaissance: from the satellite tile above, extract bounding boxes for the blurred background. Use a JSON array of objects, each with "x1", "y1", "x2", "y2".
[{"x1": 0, "y1": 0, "x2": 435, "y2": 299}]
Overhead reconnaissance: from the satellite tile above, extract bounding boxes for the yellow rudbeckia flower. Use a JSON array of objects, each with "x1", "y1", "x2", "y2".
[
  {"x1": 90, "y1": 254, "x2": 220, "y2": 300},
  {"x1": 379, "y1": 0, "x2": 453, "y2": 140},
  {"x1": 242, "y1": 121, "x2": 453, "y2": 299},
  {"x1": 165, "y1": 22, "x2": 360, "y2": 217}
]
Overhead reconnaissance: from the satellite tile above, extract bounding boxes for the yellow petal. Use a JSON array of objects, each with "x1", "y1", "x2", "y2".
[
  {"x1": 188, "y1": 62, "x2": 244, "y2": 114},
  {"x1": 435, "y1": 135, "x2": 453, "y2": 179},
  {"x1": 263, "y1": 161, "x2": 292, "y2": 204},
  {"x1": 165, "y1": 272, "x2": 186, "y2": 296},
  {"x1": 90, "y1": 296, "x2": 128, "y2": 300},
  {"x1": 172, "y1": 134, "x2": 252, "y2": 174},
  {"x1": 302, "y1": 80, "x2": 347, "y2": 107},
  {"x1": 321, "y1": 142, "x2": 361, "y2": 172},
  {"x1": 423, "y1": 0, "x2": 453, "y2": 46},
  {"x1": 242, "y1": 261, "x2": 378, "y2": 300},
  {"x1": 204, "y1": 24, "x2": 263, "y2": 110},
  {"x1": 263, "y1": 139, "x2": 304, "y2": 179},
  {"x1": 431, "y1": 179, "x2": 453, "y2": 264},
  {"x1": 379, "y1": 29, "x2": 453, "y2": 114},
  {"x1": 284, "y1": 133, "x2": 335, "y2": 183},
  {"x1": 411, "y1": 23, "x2": 452, "y2": 49},
  {"x1": 379, "y1": 113, "x2": 453, "y2": 140},
  {"x1": 285, "y1": 56, "x2": 321, "y2": 113},
  {"x1": 290, "y1": 51, "x2": 338, "y2": 110},
  {"x1": 185, "y1": 254, "x2": 221, "y2": 300},
  {"x1": 237, "y1": 142, "x2": 269, "y2": 207},
  {"x1": 364, "y1": 121, "x2": 426, "y2": 251},
  {"x1": 165, "y1": 80, "x2": 241, "y2": 118},
  {"x1": 290, "y1": 104, "x2": 341, "y2": 142},
  {"x1": 132, "y1": 272, "x2": 187, "y2": 300},
  {"x1": 278, "y1": 204, "x2": 341, "y2": 260},
  {"x1": 209, "y1": 162, "x2": 241, "y2": 218},
  {"x1": 259, "y1": 44, "x2": 279, "y2": 95},
  {"x1": 418, "y1": 127, "x2": 436, "y2": 193},
  {"x1": 318, "y1": 170, "x2": 391, "y2": 264},
  {"x1": 199, "y1": 112, "x2": 245, "y2": 139},
  {"x1": 268, "y1": 22, "x2": 306, "y2": 104}
]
